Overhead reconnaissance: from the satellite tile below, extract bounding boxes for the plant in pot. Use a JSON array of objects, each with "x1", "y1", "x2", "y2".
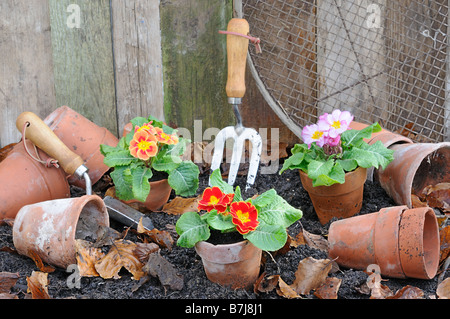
[
  {"x1": 280, "y1": 110, "x2": 394, "y2": 224},
  {"x1": 100, "y1": 116, "x2": 200, "y2": 210},
  {"x1": 175, "y1": 169, "x2": 303, "y2": 290}
]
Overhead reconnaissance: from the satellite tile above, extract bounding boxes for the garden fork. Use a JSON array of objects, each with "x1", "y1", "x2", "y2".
[{"x1": 210, "y1": 18, "x2": 262, "y2": 189}]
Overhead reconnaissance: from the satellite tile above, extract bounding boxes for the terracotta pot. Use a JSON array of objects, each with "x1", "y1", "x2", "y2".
[
  {"x1": 0, "y1": 140, "x2": 70, "y2": 220},
  {"x1": 44, "y1": 106, "x2": 119, "y2": 188},
  {"x1": 328, "y1": 205, "x2": 440, "y2": 279},
  {"x1": 195, "y1": 240, "x2": 262, "y2": 290},
  {"x1": 376, "y1": 142, "x2": 450, "y2": 208},
  {"x1": 122, "y1": 179, "x2": 173, "y2": 211},
  {"x1": 13, "y1": 195, "x2": 109, "y2": 269},
  {"x1": 299, "y1": 167, "x2": 367, "y2": 225}
]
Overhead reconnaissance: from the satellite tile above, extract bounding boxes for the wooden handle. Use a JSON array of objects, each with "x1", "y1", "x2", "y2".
[
  {"x1": 225, "y1": 18, "x2": 249, "y2": 99},
  {"x1": 16, "y1": 111, "x2": 85, "y2": 175}
]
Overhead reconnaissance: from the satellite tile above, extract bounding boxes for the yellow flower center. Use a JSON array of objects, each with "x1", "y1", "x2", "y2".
[
  {"x1": 311, "y1": 130, "x2": 324, "y2": 140},
  {"x1": 331, "y1": 121, "x2": 341, "y2": 129},
  {"x1": 209, "y1": 195, "x2": 219, "y2": 205},
  {"x1": 236, "y1": 210, "x2": 251, "y2": 223},
  {"x1": 138, "y1": 140, "x2": 152, "y2": 151}
]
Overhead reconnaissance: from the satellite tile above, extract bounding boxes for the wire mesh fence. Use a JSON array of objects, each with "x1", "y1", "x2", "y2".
[{"x1": 243, "y1": 0, "x2": 449, "y2": 142}]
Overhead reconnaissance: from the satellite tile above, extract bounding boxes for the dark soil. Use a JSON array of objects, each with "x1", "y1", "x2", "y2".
[{"x1": 0, "y1": 160, "x2": 448, "y2": 301}]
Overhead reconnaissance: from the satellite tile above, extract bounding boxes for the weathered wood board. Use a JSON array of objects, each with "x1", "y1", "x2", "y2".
[
  {"x1": 49, "y1": 0, "x2": 118, "y2": 136},
  {"x1": 0, "y1": 0, "x2": 56, "y2": 147}
]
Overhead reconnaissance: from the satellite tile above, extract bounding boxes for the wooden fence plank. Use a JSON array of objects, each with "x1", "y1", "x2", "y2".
[
  {"x1": 160, "y1": 0, "x2": 235, "y2": 135},
  {"x1": 49, "y1": 0, "x2": 118, "y2": 136},
  {"x1": 111, "y1": 0, "x2": 164, "y2": 135},
  {"x1": 0, "y1": 0, "x2": 56, "y2": 147}
]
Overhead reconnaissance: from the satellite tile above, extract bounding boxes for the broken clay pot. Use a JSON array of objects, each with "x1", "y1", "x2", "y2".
[
  {"x1": 328, "y1": 205, "x2": 440, "y2": 279},
  {"x1": 195, "y1": 240, "x2": 262, "y2": 290},
  {"x1": 376, "y1": 142, "x2": 450, "y2": 208},
  {"x1": 0, "y1": 140, "x2": 70, "y2": 220},
  {"x1": 299, "y1": 166, "x2": 367, "y2": 225},
  {"x1": 44, "y1": 106, "x2": 119, "y2": 188},
  {"x1": 13, "y1": 195, "x2": 110, "y2": 269}
]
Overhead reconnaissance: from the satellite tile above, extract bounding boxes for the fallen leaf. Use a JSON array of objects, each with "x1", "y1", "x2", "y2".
[
  {"x1": 27, "y1": 250, "x2": 55, "y2": 273},
  {"x1": 290, "y1": 257, "x2": 332, "y2": 295},
  {"x1": 386, "y1": 285, "x2": 424, "y2": 299},
  {"x1": 95, "y1": 239, "x2": 145, "y2": 280},
  {"x1": 370, "y1": 283, "x2": 393, "y2": 299},
  {"x1": 75, "y1": 239, "x2": 105, "y2": 277},
  {"x1": 436, "y1": 277, "x2": 450, "y2": 299},
  {"x1": 0, "y1": 272, "x2": 20, "y2": 295},
  {"x1": 423, "y1": 183, "x2": 450, "y2": 213},
  {"x1": 440, "y1": 225, "x2": 450, "y2": 263},
  {"x1": 277, "y1": 277, "x2": 302, "y2": 299},
  {"x1": 313, "y1": 277, "x2": 342, "y2": 299},
  {"x1": 143, "y1": 252, "x2": 184, "y2": 291},
  {"x1": 133, "y1": 242, "x2": 160, "y2": 263},
  {"x1": 254, "y1": 273, "x2": 279, "y2": 294},
  {"x1": 26, "y1": 271, "x2": 51, "y2": 299},
  {"x1": 161, "y1": 196, "x2": 199, "y2": 215},
  {"x1": 411, "y1": 194, "x2": 428, "y2": 208},
  {"x1": 137, "y1": 220, "x2": 174, "y2": 250}
]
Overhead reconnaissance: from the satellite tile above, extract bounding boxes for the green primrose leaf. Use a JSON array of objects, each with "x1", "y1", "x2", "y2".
[
  {"x1": 244, "y1": 221, "x2": 287, "y2": 252},
  {"x1": 343, "y1": 141, "x2": 394, "y2": 170},
  {"x1": 168, "y1": 161, "x2": 200, "y2": 197},
  {"x1": 131, "y1": 166, "x2": 153, "y2": 202},
  {"x1": 306, "y1": 159, "x2": 334, "y2": 181},
  {"x1": 176, "y1": 212, "x2": 210, "y2": 248},
  {"x1": 110, "y1": 166, "x2": 134, "y2": 200},
  {"x1": 280, "y1": 151, "x2": 305, "y2": 174},
  {"x1": 257, "y1": 194, "x2": 302, "y2": 228},
  {"x1": 312, "y1": 161, "x2": 345, "y2": 187},
  {"x1": 209, "y1": 169, "x2": 234, "y2": 194},
  {"x1": 252, "y1": 189, "x2": 277, "y2": 208},
  {"x1": 206, "y1": 210, "x2": 235, "y2": 231},
  {"x1": 341, "y1": 122, "x2": 382, "y2": 148},
  {"x1": 103, "y1": 149, "x2": 136, "y2": 167}
]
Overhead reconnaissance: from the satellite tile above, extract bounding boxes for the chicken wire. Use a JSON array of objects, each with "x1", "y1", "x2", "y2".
[{"x1": 241, "y1": 0, "x2": 449, "y2": 142}]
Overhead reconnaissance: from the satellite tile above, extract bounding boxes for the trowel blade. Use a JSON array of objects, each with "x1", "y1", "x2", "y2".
[{"x1": 103, "y1": 196, "x2": 154, "y2": 232}]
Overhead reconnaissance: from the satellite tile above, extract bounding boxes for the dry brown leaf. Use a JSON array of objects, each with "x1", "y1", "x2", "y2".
[
  {"x1": 95, "y1": 239, "x2": 145, "y2": 280},
  {"x1": 27, "y1": 250, "x2": 55, "y2": 273},
  {"x1": 254, "y1": 273, "x2": 279, "y2": 294},
  {"x1": 440, "y1": 225, "x2": 450, "y2": 263},
  {"x1": 277, "y1": 277, "x2": 302, "y2": 299},
  {"x1": 0, "y1": 272, "x2": 20, "y2": 294},
  {"x1": 137, "y1": 220, "x2": 174, "y2": 250},
  {"x1": 143, "y1": 252, "x2": 184, "y2": 291},
  {"x1": 290, "y1": 257, "x2": 333, "y2": 295},
  {"x1": 370, "y1": 283, "x2": 393, "y2": 299},
  {"x1": 133, "y1": 242, "x2": 160, "y2": 263},
  {"x1": 436, "y1": 277, "x2": 450, "y2": 299},
  {"x1": 386, "y1": 285, "x2": 424, "y2": 299},
  {"x1": 0, "y1": 143, "x2": 16, "y2": 163},
  {"x1": 313, "y1": 277, "x2": 342, "y2": 299},
  {"x1": 75, "y1": 239, "x2": 105, "y2": 277},
  {"x1": 411, "y1": 194, "x2": 428, "y2": 208},
  {"x1": 26, "y1": 271, "x2": 51, "y2": 299},
  {"x1": 161, "y1": 196, "x2": 199, "y2": 215}
]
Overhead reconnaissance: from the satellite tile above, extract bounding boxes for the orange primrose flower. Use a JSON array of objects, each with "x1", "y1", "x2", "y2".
[
  {"x1": 229, "y1": 201, "x2": 259, "y2": 235},
  {"x1": 198, "y1": 187, "x2": 234, "y2": 214},
  {"x1": 154, "y1": 127, "x2": 179, "y2": 145},
  {"x1": 135, "y1": 122, "x2": 157, "y2": 135},
  {"x1": 129, "y1": 130, "x2": 158, "y2": 160}
]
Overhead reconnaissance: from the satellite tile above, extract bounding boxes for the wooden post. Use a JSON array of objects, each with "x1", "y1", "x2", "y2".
[
  {"x1": 49, "y1": 0, "x2": 118, "y2": 136},
  {"x1": 159, "y1": 0, "x2": 234, "y2": 135},
  {"x1": 111, "y1": 0, "x2": 165, "y2": 135},
  {"x1": 0, "y1": 0, "x2": 56, "y2": 147}
]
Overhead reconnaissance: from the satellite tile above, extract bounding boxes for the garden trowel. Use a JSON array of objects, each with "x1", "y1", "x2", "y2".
[
  {"x1": 210, "y1": 18, "x2": 262, "y2": 189},
  {"x1": 16, "y1": 111, "x2": 154, "y2": 232}
]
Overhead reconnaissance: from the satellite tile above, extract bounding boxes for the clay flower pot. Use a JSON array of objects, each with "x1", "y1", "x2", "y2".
[
  {"x1": 13, "y1": 195, "x2": 109, "y2": 269},
  {"x1": 195, "y1": 240, "x2": 262, "y2": 290},
  {"x1": 299, "y1": 167, "x2": 367, "y2": 225},
  {"x1": 44, "y1": 106, "x2": 119, "y2": 188},
  {"x1": 0, "y1": 140, "x2": 70, "y2": 220},
  {"x1": 376, "y1": 142, "x2": 450, "y2": 208},
  {"x1": 122, "y1": 179, "x2": 173, "y2": 211},
  {"x1": 348, "y1": 121, "x2": 414, "y2": 147},
  {"x1": 328, "y1": 205, "x2": 440, "y2": 279}
]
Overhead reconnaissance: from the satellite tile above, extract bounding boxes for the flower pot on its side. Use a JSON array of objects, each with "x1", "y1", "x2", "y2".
[
  {"x1": 328, "y1": 205, "x2": 440, "y2": 279},
  {"x1": 195, "y1": 240, "x2": 262, "y2": 290},
  {"x1": 376, "y1": 142, "x2": 450, "y2": 208},
  {"x1": 13, "y1": 195, "x2": 109, "y2": 269},
  {"x1": 0, "y1": 140, "x2": 70, "y2": 220},
  {"x1": 122, "y1": 179, "x2": 173, "y2": 211},
  {"x1": 299, "y1": 166, "x2": 367, "y2": 225},
  {"x1": 44, "y1": 106, "x2": 119, "y2": 188}
]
